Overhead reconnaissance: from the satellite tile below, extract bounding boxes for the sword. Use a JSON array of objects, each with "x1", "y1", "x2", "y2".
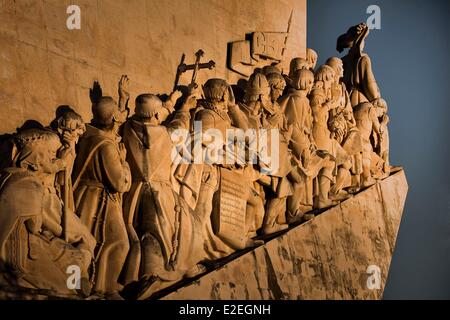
[{"x1": 281, "y1": 10, "x2": 294, "y2": 59}]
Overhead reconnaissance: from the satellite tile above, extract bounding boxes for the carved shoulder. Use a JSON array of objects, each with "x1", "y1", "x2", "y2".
[{"x1": 195, "y1": 109, "x2": 216, "y2": 130}]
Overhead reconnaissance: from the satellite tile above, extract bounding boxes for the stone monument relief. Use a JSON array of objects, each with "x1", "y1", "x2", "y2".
[
  {"x1": 228, "y1": 10, "x2": 293, "y2": 77},
  {"x1": 0, "y1": 1, "x2": 406, "y2": 301}
]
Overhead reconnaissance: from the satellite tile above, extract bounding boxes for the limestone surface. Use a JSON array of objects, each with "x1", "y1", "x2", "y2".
[
  {"x1": 162, "y1": 169, "x2": 408, "y2": 300},
  {"x1": 0, "y1": 0, "x2": 306, "y2": 134}
]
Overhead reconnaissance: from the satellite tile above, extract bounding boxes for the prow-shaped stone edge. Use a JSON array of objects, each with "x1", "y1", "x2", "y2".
[{"x1": 162, "y1": 169, "x2": 408, "y2": 300}]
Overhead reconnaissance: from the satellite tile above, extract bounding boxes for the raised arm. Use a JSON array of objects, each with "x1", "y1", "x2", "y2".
[
  {"x1": 167, "y1": 94, "x2": 197, "y2": 131},
  {"x1": 160, "y1": 90, "x2": 183, "y2": 122},
  {"x1": 118, "y1": 75, "x2": 131, "y2": 122}
]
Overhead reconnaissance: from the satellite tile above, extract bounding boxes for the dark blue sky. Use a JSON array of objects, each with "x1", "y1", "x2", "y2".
[{"x1": 308, "y1": 0, "x2": 450, "y2": 299}]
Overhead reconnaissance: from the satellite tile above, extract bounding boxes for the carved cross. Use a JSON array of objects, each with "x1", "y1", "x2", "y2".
[{"x1": 173, "y1": 49, "x2": 215, "y2": 90}]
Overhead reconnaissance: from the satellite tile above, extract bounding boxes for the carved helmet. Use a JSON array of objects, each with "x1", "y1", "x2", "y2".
[
  {"x1": 135, "y1": 94, "x2": 164, "y2": 119},
  {"x1": 245, "y1": 72, "x2": 270, "y2": 100},
  {"x1": 203, "y1": 78, "x2": 229, "y2": 102}
]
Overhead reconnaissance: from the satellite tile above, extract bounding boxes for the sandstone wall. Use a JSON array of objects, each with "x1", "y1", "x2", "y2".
[{"x1": 0, "y1": 0, "x2": 306, "y2": 134}]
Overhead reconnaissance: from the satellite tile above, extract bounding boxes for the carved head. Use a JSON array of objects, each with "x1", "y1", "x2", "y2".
[
  {"x1": 92, "y1": 96, "x2": 118, "y2": 130},
  {"x1": 314, "y1": 65, "x2": 335, "y2": 96},
  {"x1": 245, "y1": 72, "x2": 271, "y2": 108},
  {"x1": 291, "y1": 69, "x2": 314, "y2": 93},
  {"x1": 262, "y1": 65, "x2": 282, "y2": 76},
  {"x1": 309, "y1": 88, "x2": 327, "y2": 107},
  {"x1": 203, "y1": 78, "x2": 230, "y2": 105},
  {"x1": 14, "y1": 129, "x2": 63, "y2": 173},
  {"x1": 306, "y1": 48, "x2": 318, "y2": 70},
  {"x1": 135, "y1": 94, "x2": 164, "y2": 124},
  {"x1": 336, "y1": 23, "x2": 369, "y2": 53},
  {"x1": 325, "y1": 57, "x2": 344, "y2": 80},
  {"x1": 55, "y1": 111, "x2": 86, "y2": 140},
  {"x1": 289, "y1": 57, "x2": 309, "y2": 78},
  {"x1": 266, "y1": 72, "x2": 286, "y2": 102},
  {"x1": 373, "y1": 98, "x2": 388, "y2": 117},
  {"x1": 328, "y1": 113, "x2": 347, "y2": 143}
]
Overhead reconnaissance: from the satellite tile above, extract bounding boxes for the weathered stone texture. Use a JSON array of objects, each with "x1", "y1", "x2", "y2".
[
  {"x1": 163, "y1": 170, "x2": 408, "y2": 300},
  {"x1": 0, "y1": 0, "x2": 306, "y2": 133}
]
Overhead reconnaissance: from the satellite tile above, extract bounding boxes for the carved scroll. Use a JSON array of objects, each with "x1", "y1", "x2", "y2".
[{"x1": 212, "y1": 168, "x2": 248, "y2": 249}]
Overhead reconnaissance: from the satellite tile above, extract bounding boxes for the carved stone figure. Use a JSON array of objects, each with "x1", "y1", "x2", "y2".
[
  {"x1": 325, "y1": 57, "x2": 363, "y2": 196},
  {"x1": 72, "y1": 97, "x2": 132, "y2": 299},
  {"x1": 249, "y1": 72, "x2": 292, "y2": 234},
  {"x1": 50, "y1": 111, "x2": 87, "y2": 232},
  {"x1": 279, "y1": 69, "x2": 333, "y2": 219},
  {"x1": 325, "y1": 58, "x2": 353, "y2": 121},
  {"x1": 352, "y1": 101, "x2": 385, "y2": 187},
  {"x1": 0, "y1": 129, "x2": 95, "y2": 296},
  {"x1": 310, "y1": 65, "x2": 336, "y2": 151},
  {"x1": 240, "y1": 72, "x2": 268, "y2": 129},
  {"x1": 309, "y1": 65, "x2": 352, "y2": 208},
  {"x1": 120, "y1": 92, "x2": 205, "y2": 300},
  {"x1": 288, "y1": 57, "x2": 309, "y2": 79},
  {"x1": 187, "y1": 78, "x2": 259, "y2": 261},
  {"x1": 376, "y1": 100, "x2": 390, "y2": 174},
  {"x1": 0, "y1": 19, "x2": 398, "y2": 299},
  {"x1": 370, "y1": 98, "x2": 390, "y2": 177},
  {"x1": 337, "y1": 23, "x2": 385, "y2": 108},
  {"x1": 280, "y1": 69, "x2": 316, "y2": 219},
  {"x1": 306, "y1": 48, "x2": 318, "y2": 72},
  {"x1": 238, "y1": 73, "x2": 270, "y2": 234}
]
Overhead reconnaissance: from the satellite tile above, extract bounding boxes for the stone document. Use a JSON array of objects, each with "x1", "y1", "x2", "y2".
[{"x1": 164, "y1": 170, "x2": 407, "y2": 300}]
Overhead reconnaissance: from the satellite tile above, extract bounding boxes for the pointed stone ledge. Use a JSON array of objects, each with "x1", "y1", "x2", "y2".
[{"x1": 162, "y1": 169, "x2": 408, "y2": 300}]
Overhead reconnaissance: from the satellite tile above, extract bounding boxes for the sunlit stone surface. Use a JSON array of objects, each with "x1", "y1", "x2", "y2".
[{"x1": 163, "y1": 169, "x2": 407, "y2": 300}]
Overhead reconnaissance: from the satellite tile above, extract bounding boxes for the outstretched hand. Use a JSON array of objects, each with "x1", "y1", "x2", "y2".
[
  {"x1": 169, "y1": 90, "x2": 183, "y2": 104},
  {"x1": 226, "y1": 85, "x2": 236, "y2": 108},
  {"x1": 118, "y1": 75, "x2": 130, "y2": 99},
  {"x1": 89, "y1": 81, "x2": 102, "y2": 104}
]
